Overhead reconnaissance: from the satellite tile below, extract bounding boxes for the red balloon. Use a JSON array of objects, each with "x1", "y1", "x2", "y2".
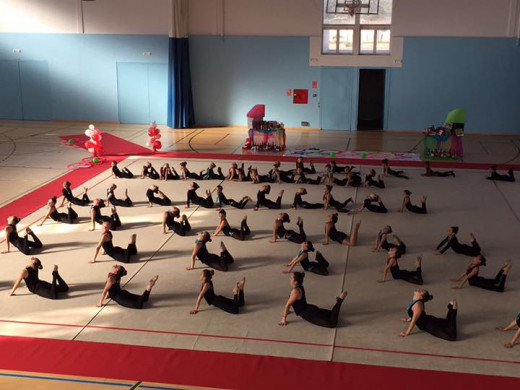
[
  {"x1": 85, "y1": 140, "x2": 94, "y2": 148},
  {"x1": 93, "y1": 128, "x2": 101, "y2": 135},
  {"x1": 91, "y1": 133, "x2": 101, "y2": 142},
  {"x1": 153, "y1": 140, "x2": 162, "y2": 149},
  {"x1": 147, "y1": 130, "x2": 154, "y2": 137},
  {"x1": 155, "y1": 133, "x2": 161, "y2": 139}
]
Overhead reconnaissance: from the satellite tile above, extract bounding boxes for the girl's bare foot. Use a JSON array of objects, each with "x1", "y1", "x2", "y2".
[
  {"x1": 53, "y1": 264, "x2": 58, "y2": 272},
  {"x1": 503, "y1": 260, "x2": 512, "y2": 274},
  {"x1": 279, "y1": 190, "x2": 284, "y2": 197},
  {"x1": 449, "y1": 298, "x2": 458, "y2": 310},
  {"x1": 147, "y1": 275, "x2": 159, "y2": 291},
  {"x1": 130, "y1": 234, "x2": 137, "y2": 244},
  {"x1": 415, "y1": 254, "x2": 422, "y2": 268},
  {"x1": 338, "y1": 291, "x2": 348, "y2": 300},
  {"x1": 220, "y1": 241, "x2": 226, "y2": 251},
  {"x1": 238, "y1": 277, "x2": 246, "y2": 290},
  {"x1": 469, "y1": 233, "x2": 475, "y2": 241},
  {"x1": 124, "y1": 189, "x2": 129, "y2": 197}
]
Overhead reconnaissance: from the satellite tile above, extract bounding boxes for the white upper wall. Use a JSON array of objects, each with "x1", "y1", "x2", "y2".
[
  {"x1": 83, "y1": 0, "x2": 170, "y2": 35},
  {"x1": 1, "y1": 0, "x2": 519, "y2": 38},
  {"x1": 0, "y1": 0, "x2": 79, "y2": 33},
  {"x1": 393, "y1": 0, "x2": 520, "y2": 37}
]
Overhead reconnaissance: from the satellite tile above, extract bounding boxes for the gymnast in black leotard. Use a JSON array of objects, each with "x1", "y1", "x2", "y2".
[
  {"x1": 179, "y1": 161, "x2": 204, "y2": 180},
  {"x1": 291, "y1": 168, "x2": 322, "y2": 185},
  {"x1": 382, "y1": 158, "x2": 408, "y2": 179},
  {"x1": 212, "y1": 210, "x2": 251, "y2": 241},
  {"x1": 226, "y1": 162, "x2": 239, "y2": 181},
  {"x1": 373, "y1": 225, "x2": 406, "y2": 254},
  {"x1": 399, "y1": 190, "x2": 427, "y2": 214},
  {"x1": 188, "y1": 232, "x2": 234, "y2": 272},
  {"x1": 364, "y1": 169, "x2": 385, "y2": 188},
  {"x1": 160, "y1": 163, "x2": 180, "y2": 181},
  {"x1": 451, "y1": 256, "x2": 511, "y2": 292},
  {"x1": 333, "y1": 171, "x2": 362, "y2": 187},
  {"x1": 254, "y1": 185, "x2": 283, "y2": 210},
  {"x1": 496, "y1": 311, "x2": 520, "y2": 348},
  {"x1": 270, "y1": 213, "x2": 307, "y2": 244},
  {"x1": 201, "y1": 162, "x2": 225, "y2": 180},
  {"x1": 39, "y1": 197, "x2": 78, "y2": 226},
  {"x1": 487, "y1": 165, "x2": 515, "y2": 182},
  {"x1": 141, "y1": 162, "x2": 160, "y2": 180},
  {"x1": 9, "y1": 258, "x2": 68, "y2": 299},
  {"x1": 323, "y1": 185, "x2": 352, "y2": 212},
  {"x1": 59, "y1": 181, "x2": 90, "y2": 207},
  {"x1": 292, "y1": 188, "x2": 323, "y2": 209},
  {"x1": 90, "y1": 199, "x2": 121, "y2": 231},
  {"x1": 187, "y1": 182, "x2": 214, "y2": 208},
  {"x1": 162, "y1": 206, "x2": 191, "y2": 236},
  {"x1": 112, "y1": 161, "x2": 134, "y2": 179},
  {"x1": 400, "y1": 290, "x2": 457, "y2": 341},
  {"x1": 250, "y1": 168, "x2": 270, "y2": 184},
  {"x1": 91, "y1": 222, "x2": 137, "y2": 264},
  {"x1": 283, "y1": 241, "x2": 329, "y2": 276},
  {"x1": 215, "y1": 185, "x2": 252, "y2": 209},
  {"x1": 422, "y1": 161, "x2": 455, "y2": 177},
  {"x1": 289, "y1": 157, "x2": 316, "y2": 174},
  {"x1": 146, "y1": 185, "x2": 172, "y2": 207},
  {"x1": 97, "y1": 265, "x2": 158, "y2": 309},
  {"x1": 356, "y1": 193, "x2": 387, "y2": 213},
  {"x1": 3, "y1": 216, "x2": 43, "y2": 255},
  {"x1": 379, "y1": 249, "x2": 423, "y2": 285},
  {"x1": 435, "y1": 226, "x2": 481, "y2": 256},
  {"x1": 270, "y1": 161, "x2": 293, "y2": 184},
  {"x1": 279, "y1": 272, "x2": 347, "y2": 328},
  {"x1": 190, "y1": 270, "x2": 246, "y2": 315},
  {"x1": 324, "y1": 213, "x2": 361, "y2": 246},
  {"x1": 106, "y1": 184, "x2": 133, "y2": 207}
]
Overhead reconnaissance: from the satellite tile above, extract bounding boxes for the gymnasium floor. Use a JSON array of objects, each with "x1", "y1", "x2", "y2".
[{"x1": 0, "y1": 120, "x2": 519, "y2": 389}]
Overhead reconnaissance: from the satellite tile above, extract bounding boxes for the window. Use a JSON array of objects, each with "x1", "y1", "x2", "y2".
[{"x1": 322, "y1": 0, "x2": 393, "y2": 55}]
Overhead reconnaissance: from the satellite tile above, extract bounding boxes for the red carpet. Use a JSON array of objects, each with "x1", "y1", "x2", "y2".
[
  {"x1": 60, "y1": 133, "x2": 152, "y2": 156},
  {"x1": 0, "y1": 336, "x2": 518, "y2": 389}
]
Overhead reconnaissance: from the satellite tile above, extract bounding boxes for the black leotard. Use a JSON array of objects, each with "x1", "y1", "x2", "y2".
[
  {"x1": 143, "y1": 166, "x2": 160, "y2": 180},
  {"x1": 216, "y1": 192, "x2": 249, "y2": 209},
  {"x1": 222, "y1": 218, "x2": 251, "y2": 241},
  {"x1": 165, "y1": 211, "x2": 191, "y2": 236},
  {"x1": 328, "y1": 223, "x2": 347, "y2": 243},
  {"x1": 404, "y1": 197, "x2": 427, "y2": 214},
  {"x1": 436, "y1": 235, "x2": 480, "y2": 256},
  {"x1": 113, "y1": 165, "x2": 134, "y2": 178},
  {"x1": 275, "y1": 220, "x2": 306, "y2": 244},
  {"x1": 102, "y1": 231, "x2": 137, "y2": 263},
  {"x1": 24, "y1": 266, "x2": 68, "y2": 299},
  {"x1": 62, "y1": 187, "x2": 90, "y2": 206},
  {"x1": 187, "y1": 189, "x2": 214, "y2": 208},
  {"x1": 108, "y1": 274, "x2": 150, "y2": 309},
  {"x1": 146, "y1": 189, "x2": 171, "y2": 206},
  {"x1": 325, "y1": 194, "x2": 351, "y2": 213},
  {"x1": 256, "y1": 190, "x2": 282, "y2": 209},
  {"x1": 296, "y1": 249, "x2": 329, "y2": 276},
  {"x1": 92, "y1": 205, "x2": 122, "y2": 229},
  {"x1": 7, "y1": 224, "x2": 43, "y2": 255},
  {"x1": 362, "y1": 197, "x2": 387, "y2": 213},
  {"x1": 291, "y1": 285, "x2": 344, "y2": 328},
  {"x1": 292, "y1": 193, "x2": 323, "y2": 209},
  {"x1": 407, "y1": 300, "x2": 456, "y2": 341},
  {"x1": 50, "y1": 206, "x2": 78, "y2": 224},
  {"x1": 202, "y1": 281, "x2": 244, "y2": 314},
  {"x1": 195, "y1": 240, "x2": 234, "y2": 272},
  {"x1": 389, "y1": 258, "x2": 423, "y2": 285},
  {"x1": 365, "y1": 174, "x2": 385, "y2": 188},
  {"x1": 466, "y1": 265, "x2": 507, "y2": 292},
  {"x1": 107, "y1": 189, "x2": 133, "y2": 207}
]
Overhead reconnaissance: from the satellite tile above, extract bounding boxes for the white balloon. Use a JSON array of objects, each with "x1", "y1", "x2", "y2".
[
  {"x1": 89, "y1": 124, "x2": 95, "y2": 130},
  {"x1": 88, "y1": 147, "x2": 95, "y2": 153},
  {"x1": 85, "y1": 129, "x2": 94, "y2": 137},
  {"x1": 145, "y1": 141, "x2": 151, "y2": 147}
]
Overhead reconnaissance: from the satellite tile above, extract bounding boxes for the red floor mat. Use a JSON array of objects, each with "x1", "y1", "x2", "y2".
[
  {"x1": 0, "y1": 336, "x2": 518, "y2": 389},
  {"x1": 60, "y1": 134, "x2": 152, "y2": 156}
]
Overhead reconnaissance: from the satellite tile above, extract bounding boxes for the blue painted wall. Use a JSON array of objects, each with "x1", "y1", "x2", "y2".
[
  {"x1": 0, "y1": 34, "x2": 168, "y2": 123},
  {"x1": 387, "y1": 38, "x2": 520, "y2": 133},
  {"x1": 1, "y1": 33, "x2": 519, "y2": 133},
  {"x1": 189, "y1": 36, "x2": 321, "y2": 128}
]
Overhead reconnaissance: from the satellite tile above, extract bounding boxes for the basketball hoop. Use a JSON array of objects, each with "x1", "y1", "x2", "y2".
[{"x1": 345, "y1": 0, "x2": 362, "y2": 16}]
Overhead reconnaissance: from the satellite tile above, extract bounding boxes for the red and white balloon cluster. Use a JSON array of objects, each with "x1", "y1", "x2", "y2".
[
  {"x1": 84, "y1": 124, "x2": 104, "y2": 158},
  {"x1": 146, "y1": 121, "x2": 162, "y2": 152}
]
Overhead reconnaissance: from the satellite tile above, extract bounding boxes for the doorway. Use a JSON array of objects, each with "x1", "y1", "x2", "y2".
[{"x1": 357, "y1": 69, "x2": 385, "y2": 130}]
